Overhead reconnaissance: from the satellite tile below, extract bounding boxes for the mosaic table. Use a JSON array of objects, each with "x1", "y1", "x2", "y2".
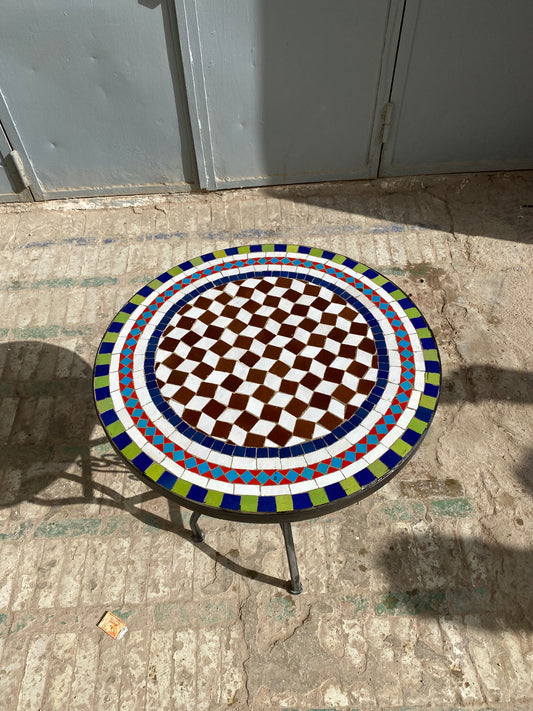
[{"x1": 93, "y1": 245, "x2": 440, "y2": 593}]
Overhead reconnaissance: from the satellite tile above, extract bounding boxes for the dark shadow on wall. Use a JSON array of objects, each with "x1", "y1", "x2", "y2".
[{"x1": 0, "y1": 341, "x2": 288, "y2": 591}]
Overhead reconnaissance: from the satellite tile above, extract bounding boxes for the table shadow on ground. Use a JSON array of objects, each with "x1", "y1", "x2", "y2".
[{"x1": 0, "y1": 340, "x2": 289, "y2": 591}]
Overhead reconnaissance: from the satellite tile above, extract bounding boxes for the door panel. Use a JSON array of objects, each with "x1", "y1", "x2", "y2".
[
  {"x1": 179, "y1": 0, "x2": 403, "y2": 189},
  {"x1": 0, "y1": 0, "x2": 197, "y2": 199},
  {"x1": 380, "y1": 0, "x2": 533, "y2": 176}
]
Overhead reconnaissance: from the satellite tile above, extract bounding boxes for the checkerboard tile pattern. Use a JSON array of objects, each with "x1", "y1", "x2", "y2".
[
  {"x1": 155, "y1": 276, "x2": 377, "y2": 448},
  {"x1": 94, "y1": 245, "x2": 440, "y2": 519}
]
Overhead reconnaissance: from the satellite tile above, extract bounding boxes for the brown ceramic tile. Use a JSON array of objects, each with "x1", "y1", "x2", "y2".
[
  {"x1": 285, "y1": 398, "x2": 307, "y2": 418},
  {"x1": 358, "y1": 337, "x2": 375, "y2": 353},
  {"x1": 204, "y1": 324, "x2": 225, "y2": 340},
  {"x1": 321, "y1": 313, "x2": 337, "y2": 326},
  {"x1": 188, "y1": 346, "x2": 208, "y2": 362},
  {"x1": 228, "y1": 319, "x2": 246, "y2": 334},
  {"x1": 308, "y1": 333, "x2": 326, "y2": 348},
  {"x1": 338, "y1": 344, "x2": 358, "y2": 360},
  {"x1": 310, "y1": 392, "x2": 332, "y2": 409},
  {"x1": 171, "y1": 386, "x2": 195, "y2": 406},
  {"x1": 350, "y1": 321, "x2": 369, "y2": 336},
  {"x1": 227, "y1": 393, "x2": 249, "y2": 410},
  {"x1": 303, "y1": 283, "x2": 321, "y2": 297},
  {"x1": 279, "y1": 379, "x2": 298, "y2": 395},
  {"x1": 256, "y1": 329, "x2": 276, "y2": 345},
  {"x1": 198, "y1": 310, "x2": 217, "y2": 325},
  {"x1": 299, "y1": 318, "x2": 317, "y2": 332},
  {"x1": 198, "y1": 382, "x2": 218, "y2": 398},
  {"x1": 242, "y1": 300, "x2": 261, "y2": 314},
  {"x1": 216, "y1": 357, "x2": 235, "y2": 373},
  {"x1": 193, "y1": 362, "x2": 213, "y2": 379},
  {"x1": 284, "y1": 288, "x2": 303, "y2": 303},
  {"x1": 159, "y1": 336, "x2": 179, "y2": 352},
  {"x1": 182, "y1": 408, "x2": 201, "y2": 428},
  {"x1": 235, "y1": 411, "x2": 259, "y2": 430},
  {"x1": 279, "y1": 323, "x2": 297, "y2": 338},
  {"x1": 268, "y1": 424, "x2": 292, "y2": 447},
  {"x1": 264, "y1": 295, "x2": 280, "y2": 308},
  {"x1": 222, "y1": 305, "x2": 240, "y2": 320},
  {"x1": 291, "y1": 303, "x2": 308, "y2": 317},
  {"x1": 212, "y1": 340, "x2": 231, "y2": 357},
  {"x1": 357, "y1": 379, "x2": 374, "y2": 395},
  {"x1": 332, "y1": 384, "x2": 355, "y2": 403},
  {"x1": 301, "y1": 372, "x2": 321, "y2": 390},
  {"x1": 270, "y1": 308, "x2": 288, "y2": 323},
  {"x1": 248, "y1": 368, "x2": 267, "y2": 384},
  {"x1": 294, "y1": 419, "x2": 315, "y2": 439},
  {"x1": 254, "y1": 385, "x2": 275, "y2": 403},
  {"x1": 234, "y1": 335, "x2": 254, "y2": 350},
  {"x1": 331, "y1": 293, "x2": 345, "y2": 305},
  {"x1": 236, "y1": 285, "x2": 254, "y2": 299},
  {"x1": 312, "y1": 297, "x2": 329, "y2": 311},
  {"x1": 347, "y1": 361, "x2": 368, "y2": 377},
  {"x1": 272, "y1": 361, "x2": 291, "y2": 378},
  {"x1": 327, "y1": 327, "x2": 346, "y2": 342},
  {"x1": 163, "y1": 353, "x2": 183, "y2": 369},
  {"x1": 221, "y1": 374, "x2": 243, "y2": 392},
  {"x1": 204, "y1": 400, "x2": 226, "y2": 419},
  {"x1": 285, "y1": 339, "x2": 305, "y2": 355},
  {"x1": 293, "y1": 355, "x2": 312, "y2": 371},
  {"x1": 316, "y1": 350, "x2": 336, "y2": 366},
  {"x1": 319, "y1": 412, "x2": 343, "y2": 431},
  {"x1": 339, "y1": 306, "x2": 358, "y2": 321},
  {"x1": 249, "y1": 314, "x2": 269, "y2": 328},
  {"x1": 344, "y1": 404, "x2": 358, "y2": 420},
  {"x1": 264, "y1": 345, "x2": 283, "y2": 360},
  {"x1": 261, "y1": 404, "x2": 283, "y2": 422},
  {"x1": 371, "y1": 354, "x2": 379, "y2": 369},
  {"x1": 323, "y1": 367, "x2": 344, "y2": 384},
  {"x1": 256, "y1": 280, "x2": 274, "y2": 294},
  {"x1": 211, "y1": 421, "x2": 232, "y2": 440},
  {"x1": 168, "y1": 369, "x2": 188, "y2": 386},
  {"x1": 182, "y1": 331, "x2": 202, "y2": 347},
  {"x1": 244, "y1": 434, "x2": 266, "y2": 447},
  {"x1": 240, "y1": 351, "x2": 261, "y2": 367}
]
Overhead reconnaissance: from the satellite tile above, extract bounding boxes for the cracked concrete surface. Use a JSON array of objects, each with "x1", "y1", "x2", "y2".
[{"x1": 0, "y1": 170, "x2": 532, "y2": 710}]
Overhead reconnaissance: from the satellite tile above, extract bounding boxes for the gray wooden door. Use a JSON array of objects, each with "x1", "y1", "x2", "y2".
[
  {"x1": 0, "y1": 0, "x2": 197, "y2": 199},
  {"x1": 379, "y1": 0, "x2": 533, "y2": 177},
  {"x1": 177, "y1": 0, "x2": 404, "y2": 189}
]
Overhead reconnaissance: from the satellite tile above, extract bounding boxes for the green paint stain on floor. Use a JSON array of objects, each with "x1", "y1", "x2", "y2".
[
  {"x1": 267, "y1": 595, "x2": 296, "y2": 620},
  {"x1": 35, "y1": 518, "x2": 102, "y2": 539},
  {"x1": 81, "y1": 276, "x2": 118, "y2": 288},
  {"x1": 342, "y1": 595, "x2": 369, "y2": 615},
  {"x1": 381, "y1": 500, "x2": 425, "y2": 522},
  {"x1": 430, "y1": 498, "x2": 475, "y2": 517}
]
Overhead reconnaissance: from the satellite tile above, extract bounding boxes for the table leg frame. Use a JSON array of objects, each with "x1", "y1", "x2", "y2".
[{"x1": 188, "y1": 512, "x2": 303, "y2": 594}]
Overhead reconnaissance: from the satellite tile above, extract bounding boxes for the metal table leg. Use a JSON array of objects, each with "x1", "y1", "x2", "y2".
[
  {"x1": 190, "y1": 511, "x2": 205, "y2": 542},
  {"x1": 280, "y1": 521, "x2": 303, "y2": 594}
]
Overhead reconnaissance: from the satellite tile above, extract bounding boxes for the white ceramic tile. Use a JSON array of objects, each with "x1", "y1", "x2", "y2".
[
  {"x1": 312, "y1": 470, "x2": 344, "y2": 487},
  {"x1": 142, "y1": 442, "x2": 167, "y2": 464},
  {"x1": 259, "y1": 484, "x2": 291, "y2": 496},
  {"x1": 289, "y1": 479, "x2": 318, "y2": 494},
  {"x1": 414, "y1": 371, "x2": 425, "y2": 391}
]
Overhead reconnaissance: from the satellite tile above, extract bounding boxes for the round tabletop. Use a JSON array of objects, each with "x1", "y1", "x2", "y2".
[{"x1": 93, "y1": 245, "x2": 440, "y2": 522}]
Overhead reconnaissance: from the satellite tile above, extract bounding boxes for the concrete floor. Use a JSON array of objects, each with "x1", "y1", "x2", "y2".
[{"x1": 0, "y1": 171, "x2": 532, "y2": 711}]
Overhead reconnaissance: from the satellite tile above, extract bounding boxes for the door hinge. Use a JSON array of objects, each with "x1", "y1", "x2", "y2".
[
  {"x1": 380, "y1": 102, "x2": 393, "y2": 146},
  {"x1": 8, "y1": 150, "x2": 31, "y2": 189}
]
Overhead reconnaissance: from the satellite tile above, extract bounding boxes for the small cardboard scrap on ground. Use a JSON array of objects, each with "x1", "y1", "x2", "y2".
[{"x1": 97, "y1": 611, "x2": 128, "y2": 640}]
